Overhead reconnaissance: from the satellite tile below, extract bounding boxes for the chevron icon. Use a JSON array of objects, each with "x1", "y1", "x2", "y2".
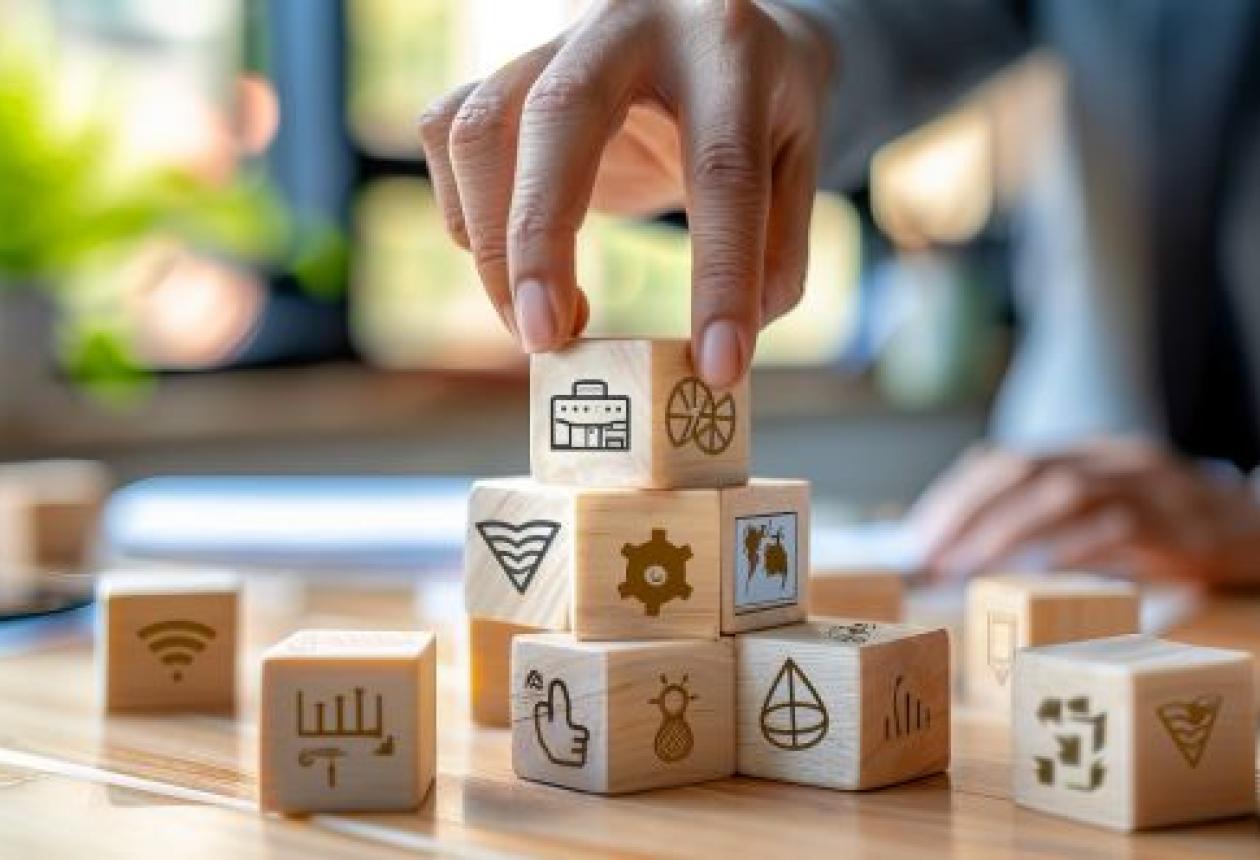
[
  {"x1": 1156, "y1": 694, "x2": 1222, "y2": 768},
  {"x1": 475, "y1": 519, "x2": 561, "y2": 595}
]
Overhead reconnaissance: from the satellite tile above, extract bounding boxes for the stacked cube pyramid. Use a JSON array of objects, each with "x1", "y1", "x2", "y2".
[{"x1": 464, "y1": 338, "x2": 951, "y2": 794}]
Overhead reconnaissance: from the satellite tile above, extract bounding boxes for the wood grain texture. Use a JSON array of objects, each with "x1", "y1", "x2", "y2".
[
  {"x1": 259, "y1": 630, "x2": 436, "y2": 814},
  {"x1": 965, "y1": 573, "x2": 1139, "y2": 711},
  {"x1": 809, "y1": 568, "x2": 904, "y2": 622},
  {"x1": 736, "y1": 619, "x2": 950, "y2": 790},
  {"x1": 2, "y1": 580, "x2": 1258, "y2": 858},
  {"x1": 510, "y1": 633, "x2": 734, "y2": 794},
  {"x1": 464, "y1": 478, "x2": 573, "y2": 629},
  {"x1": 1013, "y1": 634, "x2": 1256, "y2": 831},
  {"x1": 530, "y1": 338, "x2": 749, "y2": 489},
  {"x1": 572, "y1": 488, "x2": 722, "y2": 640},
  {"x1": 98, "y1": 571, "x2": 240, "y2": 713},
  {"x1": 469, "y1": 616, "x2": 541, "y2": 728},
  {"x1": 720, "y1": 480, "x2": 810, "y2": 634}
]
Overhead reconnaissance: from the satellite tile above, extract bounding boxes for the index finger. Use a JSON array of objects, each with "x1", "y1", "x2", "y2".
[
  {"x1": 507, "y1": 15, "x2": 647, "y2": 353},
  {"x1": 677, "y1": 17, "x2": 771, "y2": 388}
]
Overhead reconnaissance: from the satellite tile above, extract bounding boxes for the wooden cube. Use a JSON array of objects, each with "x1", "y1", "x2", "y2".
[
  {"x1": 530, "y1": 339, "x2": 749, "y2": 489},
  {"x1": 736, "y1": 619, "x2": 950, "y2": 790},
  {"x1": 465, "y1": 478, "x2": 573, "y2": 630},
  {"x1": 469, "y1": 616, "x2": 542, "y2": 728},
  {"x1": 0, "y1": 459, "x2": 108, "y2": 572},
  {"x1": 965, "y1": 573, "x2": 1138, "y2": 710},
  {"x1": 1013, "y1": 634, "x2": 1255, "y2": 831},
  {"x1": 511, "y1": 633, "x2": 734, "y2": 794},
  {"x1": 260, "y1": 630, "x2": 436, "y2": 814},
  {"x1": 98, "y1": 571, "x2": 240, "y2": 712},
  {"x1": 467, "y1": 478, "x2": 808, "y2": 640},
  {"x1": 808, "y1": 568, "x2": 904, "y2": 622},
  {"x1": 719, "y1": 480, "x2": 810, "y2": 634}
]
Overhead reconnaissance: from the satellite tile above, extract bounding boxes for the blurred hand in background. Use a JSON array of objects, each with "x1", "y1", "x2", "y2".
[{"x1": 914, "y1": 438, "x2": 1260, "y2": 587}]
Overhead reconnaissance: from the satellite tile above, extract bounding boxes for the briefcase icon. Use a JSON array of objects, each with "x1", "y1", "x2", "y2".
[{"x1": 550, "y1": 380, "x2": 631, "y2": 451}]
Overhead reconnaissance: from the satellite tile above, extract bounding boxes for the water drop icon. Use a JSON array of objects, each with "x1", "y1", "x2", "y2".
[{"x1": 760, "y1": 657, "x2": 829, "y2": 751}]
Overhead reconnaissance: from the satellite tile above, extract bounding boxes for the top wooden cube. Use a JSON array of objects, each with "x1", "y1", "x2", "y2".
[{"x1": 530, "y1": 339, "x2": 750, "y2": 489}]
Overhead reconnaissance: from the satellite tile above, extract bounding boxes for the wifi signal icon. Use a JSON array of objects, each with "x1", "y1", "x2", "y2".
[{"x1": 137, "y1": 619, "x2": 217, "y2": 682}]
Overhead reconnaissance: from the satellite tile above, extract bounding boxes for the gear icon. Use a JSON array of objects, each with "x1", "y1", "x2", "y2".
[{"x1": 619, "y1": 529, "x2": 693, "y2": 616}]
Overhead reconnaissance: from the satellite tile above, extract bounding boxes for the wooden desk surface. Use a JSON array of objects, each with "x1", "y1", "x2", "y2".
[{"x1": 1, "y1": 575, "x2": 1257, "y2": 859}]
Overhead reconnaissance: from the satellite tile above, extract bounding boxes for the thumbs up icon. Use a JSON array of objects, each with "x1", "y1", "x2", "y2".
[{"x1": 534, "y1": 677, "x2": 590, "y2": 767}]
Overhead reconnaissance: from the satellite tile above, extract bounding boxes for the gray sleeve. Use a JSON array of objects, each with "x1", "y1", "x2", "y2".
[{"x1": 776, "y1": 0, "x2": 1032, "y2": 189}]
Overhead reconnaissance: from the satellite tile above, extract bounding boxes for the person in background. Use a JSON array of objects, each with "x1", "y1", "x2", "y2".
[{"x1": 418, "y1": 0, "x2": 1260, "y2": 587}]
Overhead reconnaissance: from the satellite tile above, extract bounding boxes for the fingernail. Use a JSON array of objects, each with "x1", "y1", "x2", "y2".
[
  {"x1": 515, "y1": 280, "x2": 558, "y2": 353},
  {"x1": 698, "y1": 319, "x2": 745, "y2": 388}
]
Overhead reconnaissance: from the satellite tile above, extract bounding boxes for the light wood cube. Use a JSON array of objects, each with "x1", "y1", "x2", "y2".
[
  {"x1": 98, "y1": 571, "x2": 240, "y2": 712},
  {"x1": 530, "y1": 339, "x2": 749, "y2": 489},
  {"x1": 736, "y1": 619, "x2": 950, "y2": 790},
  {"x1": 719, "y1": 480, "x2": 810, "y2": 634},
  {"x1": 511, "y1": 633, "x2": 734, "y2": 794},
  {"x1": 467, "y1": 478, "x2": 808, "y2": 640},
  {"x1": 469, "y1": 616, "x2": 541, "y2": 728},
  {"x1": 0, "y1": 459, "x2": 108, "y2": 572},
  {"x1": 965, "y1": 573, "x2": 1139, "y2": 710},
  {"x1": 1014, "y1": 634, "x2": 1256, "y2": 831},
  {"x1": 808, "y1": 568, "x2": 904, "y2": 622},
  {"x1": 465, "y1": 478, "x2": 573, "y2": 630},
  {"x1": 260, "y1": 630, "x2": 436, "y2": 814}
]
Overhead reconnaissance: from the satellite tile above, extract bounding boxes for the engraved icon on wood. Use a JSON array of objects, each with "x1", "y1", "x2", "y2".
[
  {"x1": 1033, "y1": 695, "x2": 1106, "y2": 792},
  {"x1": 884, "y1": 674, "x2": 930, "y2": 740},
  {"x1": 1155, "y1": 694, "x2": 1222, "y2": 768},
  {"x1": 551, "y1": 379, "x2": 630, "y2": 451},
  {"x1": 760, "y1": 657, "x2": 829, "y2": 751},
  {"x1": 822, "y1": 622, "x2": 878, "y2": 644},
  {"x1": 986, "y1": 610, "x2": 1017, "y2": 685},
  {"x1": 296, "y1": 687, "x2": 395, "y2": 788},
  {"x1": 136, "y1": 618, "x2": 217, "y2": 682},
  {"x1": 533, "y1": 677, "x2": 590, "y2": 768},
  {"x1": 665, "y1": 376, "x2": 736, "y2": 455},
  {"x1": 649, "y1": 673, "x2": 697, "y2": 763},
  {"x1": 475, "y1": 519, "x2": 561, "y2": 595},
  {"x1": 734, "y1": 512, "x2": 798, "y2": 616},
  {"x1": 619, "y1": 528, "x2": 693, "y2": 616}
]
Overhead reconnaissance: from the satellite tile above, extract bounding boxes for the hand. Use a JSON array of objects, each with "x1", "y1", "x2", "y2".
[
  {"x1": 533, "y1": 678, "x2": 590, "y2": 767},
  {"x1": 911, "y1": 438, "x2": 1260, "y2": 586},
  {"x1": 417, "y1": 0, "x2": 834, "y2": 388}
]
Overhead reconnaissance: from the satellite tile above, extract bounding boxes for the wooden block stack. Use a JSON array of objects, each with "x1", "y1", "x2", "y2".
[{"x1": 465, "y1": 338, "x2": 950, "y2": 794}]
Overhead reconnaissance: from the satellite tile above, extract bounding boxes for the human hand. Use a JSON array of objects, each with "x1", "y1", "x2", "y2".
[
  {"x1": 533, "y1": 678, "x2": 590, "y2": 767},
  {"x1": 911, "y1": 438, "x2": 1260, "y2": 586},
  {"x1": 418, "y1": 0, "x2": 833, "y2": 388}
]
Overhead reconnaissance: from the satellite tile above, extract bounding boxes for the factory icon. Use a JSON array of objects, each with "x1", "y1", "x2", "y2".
[{"x1": 551, "y1": 379, "x2": 631, "y2": 451}]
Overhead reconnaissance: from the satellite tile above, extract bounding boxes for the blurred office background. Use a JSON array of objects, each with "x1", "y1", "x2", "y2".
[{"x1": 0, "y1": 0, "x2": 1064, "y2": 508}]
